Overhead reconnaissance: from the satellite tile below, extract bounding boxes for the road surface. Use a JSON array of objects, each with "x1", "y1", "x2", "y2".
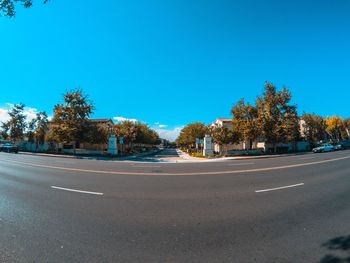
[
  {"x1": 0, "y1": 150, "x2": 349, "y2": 262},
  {"x1": 127, "y1": 148, "x2": 184, "y2": 162}
]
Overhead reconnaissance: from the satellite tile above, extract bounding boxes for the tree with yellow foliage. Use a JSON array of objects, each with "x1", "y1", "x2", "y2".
[{"x1": 324, "y1": 116, "x2": 348, "y2": 142}]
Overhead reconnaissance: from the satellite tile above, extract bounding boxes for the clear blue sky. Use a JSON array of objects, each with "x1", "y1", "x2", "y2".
[{"x1": 1, "y1": 0, "x2": 349, "y2": 139}]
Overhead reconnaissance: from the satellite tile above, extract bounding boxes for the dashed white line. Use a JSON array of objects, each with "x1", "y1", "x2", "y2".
[
  {"x1": 255, "y1": 183, "x2": 305, "y2": 193},
  {"x1": 51, "y1": 186, "x2": 104, "y2": 196}
]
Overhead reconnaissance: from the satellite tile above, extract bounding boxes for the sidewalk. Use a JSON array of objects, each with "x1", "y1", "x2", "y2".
[
  {"x1": 164, "y1": 150, "x2": 313, "y2": 163},
  {"x1": 175, "y1": 149, "x2": 202, "y2": 160}
]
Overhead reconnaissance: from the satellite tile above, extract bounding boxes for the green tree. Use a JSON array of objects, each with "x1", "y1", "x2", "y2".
[
  {"x1": 85, "y1": 123, "x2": 110, "y2": 145},
  {"x1": 114, "y1": 121, "x2": 159, "y2": 147},
  {"x1": 256, "y1": 82, "x2": 300, "y2": 152},
  {"x1": 209, "y1": 124, "x2": 239, "y2": 154},
  {"x1": 176, "y1": 122, "x2": 207, "y2": 148},
  {"x1": 279, "y1": 91, "x2": 300, "y2": 145},
  {"x1": 0, "y1": 0, "x2": 48, "y2": 17},
  {"x1": 231, "y1": 98, "x2": 259, "y2": 150},
  {"x1": 301, "y1": 113, "x2": 326, "y2": 145},
  {"x1": 134, "y1": 123, "x2": 159, "y2": 145},
  {"x1": 0, "y1": 121, "x2": 10, "y2": 140},
  {"x1": 51, "y1": 89, "x2": 94, "y2": 153},
  {"x1": 1, "y1": 103, "x2": 27, "y2": 141},
  {"x1": 114, "y1": 120, "x2": 137, "y2": 147},
  {"x1": 27, "y1": 111, "x2": 49, "y2": 149}
]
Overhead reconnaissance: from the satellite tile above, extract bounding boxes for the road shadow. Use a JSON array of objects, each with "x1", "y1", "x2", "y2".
[{"x1": 320, "y1": 235, "x2": 350, "y2": 263}]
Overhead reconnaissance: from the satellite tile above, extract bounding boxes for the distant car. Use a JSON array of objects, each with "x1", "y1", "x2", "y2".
[
  {"x1": 0, "y1": 143, "x2": 19, "y2": 153},
  {"x1": 334, "y1": 141, "x2": 350, "y2": 151},
  {"x1": 334, "y1": 144, "x2": 344, "y2": 151},
  {"x1": 312, "y1": 144, "x2": 334, "y2": 153}
]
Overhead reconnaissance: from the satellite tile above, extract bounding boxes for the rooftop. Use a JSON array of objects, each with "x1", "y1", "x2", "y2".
[{"x1": 216, "y1": 118, "x2": 232, "y2": 122}]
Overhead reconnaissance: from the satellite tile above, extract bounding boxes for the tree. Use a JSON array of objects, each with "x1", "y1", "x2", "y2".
[
  {"x1": 114, "y1": 121, "x2": 159, "y2": 147},
  {"x1": 279, "y1": 91, "x2": 300, "y2": 145},
  {"x1": 344, "y1": 118, "x2": 350, "y2": 138},
  {"x1": 209, "y1": 124, "x2": 239, "y2": 154},
  {"x1": 0, "y1": 0, "x2": 48, "y2": 17},
  {"x1": 114, "y1": 120, "x2": 137, "y2": 147},
  {"x1": 0, "y1": 121, "x2": 10, "y2": 140},
  {"x1": 176, "y1": 122, "x2": 207, "y2": 148},
  {"x1": 27, "y1": 111, "x2": 49, "y2": 149},
  {"x1": 231, "y1": 98, "x2": 259, "y2": 150},
  {"x1": 301, "y1": 113, "x2": 326, "y2": 145},
  {"x1": 256, "y1": 82, "x2": 300, "y2": 152},
  {"x1": 1, "y1": 103, "x2": 27, "y2": 141},
  {"x1": 134, "y1": 123, "x2": 159, "y2": 145},
  {"x1": 51, "y1": 89, "x2": 94, "y2": 153},
  {"x1": 85, "y1": 123, "x2": 110, "y2": 145},
  {"x1": 324, "y1": 116, "x2": 348, "y2": 142}
]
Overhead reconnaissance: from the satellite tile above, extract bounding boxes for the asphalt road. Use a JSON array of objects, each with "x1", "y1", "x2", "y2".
[
  {"x1": 126, "y1": 148, "x2": 183, "y2": 162},
  {"x1": 0, "y1": 149, "x2": 349, "y2": 262}
]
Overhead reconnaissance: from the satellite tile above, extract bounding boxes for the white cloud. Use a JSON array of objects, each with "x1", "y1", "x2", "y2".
[
  {"x1": 0, "y1": 104, "x2": 40, "y2": 124},
  {"x1": 113, "y1": 116, "x2": 138, "y2": 123},
  {"x1": 154, "y1": 126, "x2": 183, "y2": 142},
  {"x1": 23, "y1": 107, "x2": 39, "y2": 121},
  {"x1": 0, "y1": 108, "x2": 9, "y2": 123},
  {"x1": 153, "y1": 122, "x2": 167, "y2": 128}
]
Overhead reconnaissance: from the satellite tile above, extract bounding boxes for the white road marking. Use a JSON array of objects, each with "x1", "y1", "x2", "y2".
[
  {"x1": 1, "y1": 155, "x2": 350, "y2": 176},
  {"x1": 51, "y1": 186, "x2": 104, "y2": 195},
  {"x1": 299, "y1": 156, "x2": 315, "y2": 160},
  {"x1": 227, "y1": 162, "x2": 255, "y2": 166},
  {"x1": 255, "y1": 183, "x2": 304, "y2": 193},
  {"x1": 134, "y1": 166, "x2": 162, "y2": 168}
]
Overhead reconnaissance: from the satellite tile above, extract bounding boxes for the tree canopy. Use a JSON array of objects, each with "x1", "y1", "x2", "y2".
[
  {"x1": 231, "y1": 98, "x2": 259, "y2": 149},
  {"x1": 1, "y1": 103, "x2": 27, "y2": 141},
  {"x1": 209, "y1": 123, "x2": 239, "y2": 153},
  {"x1": 176, "y1": 122, "x2": 207, "y2": 147},
  {"x1": 229, "y1": 82, "x2": 300, "y2": 151},
  {"x1": 301, "y1": 113, "x2": 326, "y2": 144},
  {"x1": 114, "y1": 121, "x2": 159, "y2": 146},
  {"x1": 0, "y1": 0, "x2": 48, "y2": 17},
  {"x1": 50, "y1": 89, "x2": 94, "y2": 146},
  {"x1": 255, "y1": 82, "x2": 300, "y2": 149},
  {"x1": 324, "y1": 116, "x2": 348, "y2": 142},
  {"x1": 27, "y1": 111, "x2": 48, "y2": 145}
]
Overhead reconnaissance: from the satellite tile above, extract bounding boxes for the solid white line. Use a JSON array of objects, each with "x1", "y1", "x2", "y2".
[
  {"x1": 51, "y1": 186, "x2": 104, "y2": 195},
  {"x1": 1, "y1": 155, "x2": 349, "y2": 176},
  {"x1": 227, "y1": 162, "x2": 255, "y2": 166},
  {"x1": 133, "y1": 165, "x2": 162, "y2": 168},
  {"x1": 255, "y1": 183, "x2": 304, "y2": 193}
]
